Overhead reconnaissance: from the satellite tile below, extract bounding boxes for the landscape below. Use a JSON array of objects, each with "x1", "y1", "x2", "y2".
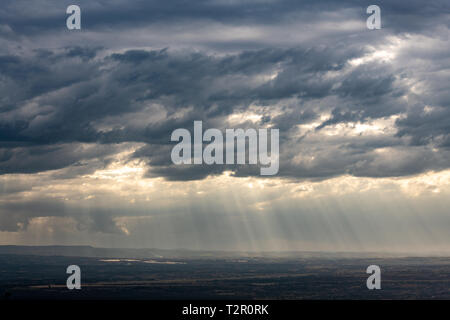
[{"x1": 0, "y1": 246, "x2": 449, "y2": 299}]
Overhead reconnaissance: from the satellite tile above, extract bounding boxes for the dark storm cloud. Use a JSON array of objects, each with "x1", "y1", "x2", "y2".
[
  {"x1": 1, "y1": 0, "x2": 448, "y2": 35},
  {"x1": 0, "y1": 144, "x2": 119, "y2": 175},
  {"x1": 0, "y1": 0, "x2": 362, "y2": 35},
  {"x1": 0, "y1": 46, "x2": 358, "y2": 142},
  {"x1": 0, "y1": 0, "x2": 449, "y2": 181},
  {"x1": 0, "y1": 43, "x2": 446, "y2": 180}
]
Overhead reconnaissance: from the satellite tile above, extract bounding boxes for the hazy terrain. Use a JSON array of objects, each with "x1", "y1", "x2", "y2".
[
  {"x1": 0, "y1": 245, "x2": 422, "y2": 259},
  {"x1": 0, "y1": 246, "x2": 449, "y2": 300}
]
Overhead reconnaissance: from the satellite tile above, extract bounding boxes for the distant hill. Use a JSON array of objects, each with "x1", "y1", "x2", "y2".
[
  {"x1": 0, "y1": 245, "x2": 197, "y2": 259},
  {"x1": 0, "y1": 245, "x2": 420, "y2": 259}
]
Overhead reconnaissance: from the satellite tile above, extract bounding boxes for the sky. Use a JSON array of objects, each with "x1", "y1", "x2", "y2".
[{"x1": 0, "y1": 0, "x2": 449, "y2": 254}]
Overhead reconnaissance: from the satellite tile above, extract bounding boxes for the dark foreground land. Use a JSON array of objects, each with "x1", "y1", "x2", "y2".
[{"x1": 0, "y1": 248, "x2": 449, "y2": 299}]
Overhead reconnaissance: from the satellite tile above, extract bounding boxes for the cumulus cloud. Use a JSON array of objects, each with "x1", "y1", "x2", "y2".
[{"x1": 1, "y1": 41, "x2": 447, "y2": 180}]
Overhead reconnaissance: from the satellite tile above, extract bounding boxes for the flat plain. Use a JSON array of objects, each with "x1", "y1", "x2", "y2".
[{"x1": 0, "y1": 250, "x2": 449, "y2": 299}]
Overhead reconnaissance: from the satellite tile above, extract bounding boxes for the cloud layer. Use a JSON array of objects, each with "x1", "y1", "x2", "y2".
[{"x1": 0, "y1": 0, "x2": 449, "y2": 251}]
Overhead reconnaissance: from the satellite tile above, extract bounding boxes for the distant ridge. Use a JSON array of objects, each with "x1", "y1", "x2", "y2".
[
  {"x1": 0, "y1": 245, "x2": 438, "y2": 259},
  {"x1": 0, "y1": 245, "x2": 176, "y2": 259}
]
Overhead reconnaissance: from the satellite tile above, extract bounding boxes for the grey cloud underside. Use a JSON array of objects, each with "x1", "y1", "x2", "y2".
[
  {"x1": 0, "y1": 1, "x2": 449, "y2": 181},
  {"x1": 0, "y1": 199, "x2": 127, "y2": 233},
  {"x1": 1, "y1": 0, "x2": 449, "y2": 35}
]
